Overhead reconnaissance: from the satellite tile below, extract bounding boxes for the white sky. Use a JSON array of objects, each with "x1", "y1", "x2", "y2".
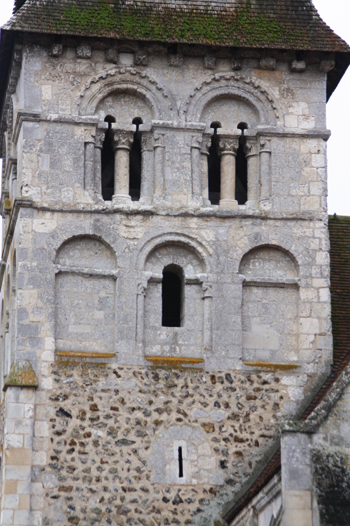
[{"x1": 0, "y1": 0, "x2": 349, "y2": 215}]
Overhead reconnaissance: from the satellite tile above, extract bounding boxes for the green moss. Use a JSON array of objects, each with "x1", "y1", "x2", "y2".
[{"x1": 54, "y1": 1, "x2": 312, "y2": 48}]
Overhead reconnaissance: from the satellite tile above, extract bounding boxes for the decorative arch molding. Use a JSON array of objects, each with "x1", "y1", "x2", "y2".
[
  {"x1": 183, "y1": 73, "x2": 281, "y2": 126},
  {"x1": 77, "y1": 67, "x2": 176, "y2": 120},
  {"x1": 136, "y1": 232, "x2": 213, "y2": 273}
]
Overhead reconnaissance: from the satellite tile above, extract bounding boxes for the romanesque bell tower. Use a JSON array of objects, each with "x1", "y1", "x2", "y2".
[{"x1": 0, "y1": 1, "x2": 349, "y2": 525}]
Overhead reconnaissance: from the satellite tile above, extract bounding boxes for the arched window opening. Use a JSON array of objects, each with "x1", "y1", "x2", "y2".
[
  {"x1": 236, "y1": 122, "x2": 248, "y2": 204},
  {"x1": 101, "y1": 116, "x2": 115, "y2": 201},
  {"x1": 162, "y1": 265, "x2": 184, "y2": 328},
  {"x1": 208, "y1": 122, "x2": 222, "y2": 205},
  {"x1": 129, "y1": 117, "x2": 142, "y2": 201}
]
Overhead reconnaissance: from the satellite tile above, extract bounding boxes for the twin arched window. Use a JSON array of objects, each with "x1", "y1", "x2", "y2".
[
  {"x1": 101, "y1": 116, "x2": 142, "y2": 202},
  {"x1": 208, "y1": 121, "x2": 248, "y2": 205}
]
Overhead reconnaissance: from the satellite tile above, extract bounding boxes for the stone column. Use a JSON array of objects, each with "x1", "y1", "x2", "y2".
[
  {"x1": 153, "y1": 133, "x2": 165, "y2": 204},
  {"x1": 244, "y1": 140, "x2": 259, "y2": 208},
  {"x1": 259, "y1": 137, "x2": 272, "y2": 209},
  {"x1": 111, "y1": 129, "x2": 133, "y2": 204},
  {"x1": 190, "y1": 135, "x2": 203, "y2": 206},
  {"x1": 140, "y1": 133, "x2": 154, "y2": 205},
  {"x1": 203, "y1": 283, "x2": 213, "y2": 350},
  {"x1": 219, "y1": 137, "x2": 239, "y2": 209},
  {"x1": 136, "y1": 284, "x2": 146, "y2": 344},
  {"x1": 200, "y1": 137, "x2": 211, "y2": 206},
  {"x1": 84, "y1": 140, "x2": 95, "y2": 192},
  {"x1": 94, "y1": 128, "x2": 106, "y2": 201}
]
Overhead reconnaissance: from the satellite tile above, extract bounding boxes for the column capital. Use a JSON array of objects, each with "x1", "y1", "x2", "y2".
[
  {"x1": 191, "y1": 135, "x2": 202, "y2": 150},
  {"x1": 259, "y1": 137, "x2": 271, "y2": 152},
  {"x1": 111, "y1": 130, "x2": 133, "y2": 151},
  {"x1": 219, "y1": 136, "x2": 239, "y2": 155},
  {"x1": 95, "y1": 130, "x2": 105, "y2": 149},
  {"x1": 154, "y1": 132, "x2": 165, "y2": 148},
  {"x1": 141, "y1": 133, "x2": 153, "y2": 152},
  {"x1": 244, "y1": 140, "x2": 258, "y2": 157}
]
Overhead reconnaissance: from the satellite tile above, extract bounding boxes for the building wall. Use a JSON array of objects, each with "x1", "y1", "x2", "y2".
[{"x1": 0, "y1": 37, "x2": 333, "y2": 525}]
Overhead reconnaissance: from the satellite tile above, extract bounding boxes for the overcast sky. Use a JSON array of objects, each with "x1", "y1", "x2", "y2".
[{"x1": 0, "y1": 0, "x2": 349, "y2": 215}]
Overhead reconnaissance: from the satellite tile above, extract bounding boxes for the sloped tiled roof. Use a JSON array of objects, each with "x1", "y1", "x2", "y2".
[
  {"x1": 2, "y1": 0, "x2": 350, "y2": 52},
  {"x1": 224, "y1": 215, "x2": 350, "y2": 523}
]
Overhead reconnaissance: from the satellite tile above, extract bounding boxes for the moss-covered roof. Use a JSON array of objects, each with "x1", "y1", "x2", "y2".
[{"x1": 3, "y1": 0, "x2": 350, "y2": 52}]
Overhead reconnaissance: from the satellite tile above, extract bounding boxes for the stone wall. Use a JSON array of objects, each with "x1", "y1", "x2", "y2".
[{"x1": 42, "y1": 363, "x2": 290, "y2": 526}]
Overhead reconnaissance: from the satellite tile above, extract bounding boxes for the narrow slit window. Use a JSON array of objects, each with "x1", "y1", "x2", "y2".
[
  {"x1": 129, "y1": 117, "x2": 142, "y2": 201},
  {"x1": 101, "y1": 116, "x2": 115, "y2": 201},
  {"x1": 236, "y1": 122, "x2": 248, "y2": 204},
  {"x1": 162, "y1": 265, "x2": 184, "y2": 328},
  {"x1": 208, "y1": 122, "x2": 221, "y2": 205},
  {"x1": 178, "y1": 447, "x2": 183, "y2": 478}
]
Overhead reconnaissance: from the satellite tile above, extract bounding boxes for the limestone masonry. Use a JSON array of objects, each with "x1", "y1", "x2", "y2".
[{"x1": 0, "y1": 0, "x2": 349, "y2": 525}]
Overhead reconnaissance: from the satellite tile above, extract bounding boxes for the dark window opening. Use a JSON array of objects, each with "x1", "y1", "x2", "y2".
[
  {"x1": 129, "y1": 117, "x2": 142, "y2": 201},
  {"x1": 208, "y1": 122, "x2": 222, "y2": 205},
  {"x1": 162, "y1": 265, "x2": 184, "y2": 328},
  {"x1": 236, "y1": 122, "x2": 248, "y2": 204},
  {"x1": 101, "y1": 116, "x2": 115, "y2": 201},
  {"x1": 178, "y1": 447, "x2": 184, "y2": 478}
]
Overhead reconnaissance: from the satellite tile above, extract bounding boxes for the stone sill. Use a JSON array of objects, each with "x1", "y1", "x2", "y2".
[{"x1": 145, "y1": 356, "x2": 204, "y2": 370}]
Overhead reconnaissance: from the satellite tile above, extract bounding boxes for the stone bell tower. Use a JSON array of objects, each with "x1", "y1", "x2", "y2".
[{"x1": 0, "y1": 0, "x2": 349, "y2": 525}]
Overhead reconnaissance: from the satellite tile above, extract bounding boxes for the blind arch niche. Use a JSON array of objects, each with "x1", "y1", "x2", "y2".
[
  {"x1": 54, "y1": 236, "x2": 118, "y2": 356},
  {"x1": 239, "y1": 246, "x2": 299, "y2": 364}
]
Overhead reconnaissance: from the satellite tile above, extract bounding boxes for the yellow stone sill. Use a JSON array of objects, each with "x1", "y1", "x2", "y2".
[
  {"x1": 145, "y1": 356, "x2": 204, "y2": 370},
  {"x1": 243, "y1": 361, "x2": 300, "y2": 372},
  {"x1": 55, "y1": 351, "x2": 116, "y2": 365}
]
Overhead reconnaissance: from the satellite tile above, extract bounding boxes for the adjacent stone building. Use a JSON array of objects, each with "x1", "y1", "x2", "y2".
[{"x1": 0, "y1": 1, "x2": 349, "y2": 525}]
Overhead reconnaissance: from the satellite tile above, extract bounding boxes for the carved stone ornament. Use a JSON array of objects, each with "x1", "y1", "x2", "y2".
[
  {"x1": 154, "y1": 133, "x2": 165, "y2": 147},
  {"x1": 219, "y1": 137, "x2": 239, "y2": 155},
  {"x1": 138, "y1": 283, "x2": 147, "y2": 295},
  {"x1": 204, "y1": 56, "x2": 216, "y2": 70},
  {"x1": 111, "y1": 130, "x2": 133, "y2": 150},
  {"x1": 259, "y1": 137, "x2": 271, "y2": 152},
  {"x1": 244, "y1": 141, "x2": 258, "y2": 157},
  {"x1": 95, "y1": 130, "x2": 106, "y2": 149},
  {"x1": 201, "y1": 138, "x2": 212, "y2": 155},
  {"x1": 135, "y1": 50, "x2": 149, "y2": 66},
  {"x1": 202, "y1": 282, "x2": 213, "y2": 298},
  {"x1": 49, "y1": 43, "x2": 63, "y2": 58},
  {"x1": 77, "y1": 45, "x2": 92, "y2": 60},
  {"x1": 141, "y1": 134, "x2": 153, "y2": 151},
  {"x1": 231, "y1": 58, "x2": 242, "y2": 71},
  {"x1": 290, "y1": 60, "x2": 306, "y2": 73},
  {"x1": 191, "y1": 135, "x2": 202, "y2": 149}
]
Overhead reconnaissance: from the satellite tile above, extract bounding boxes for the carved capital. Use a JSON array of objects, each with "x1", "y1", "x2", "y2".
[
  {"x1": 138, "y1": 283, "x2": 146, "y2": 296},
  {"x1": 244, "y1": 141, "x2": 258, "y2": 157},
  {"x1": 219, "y1": 137, "x2": 239, "y2": 155},
  {"x1": 154, "y1": 133, "x2": 165, "y2": 147},
  {"x1": 111, "y1": 130, "x2": 133, "y2": 150},
  {"x1": 141, "y1": 134, "x2": 153, "y2": 151},
  {"x1": 259, "y1": 137, "x2": 271, "y2": 152},
  {"x1": 202, "y1": 283, "x2": 213, "y2": 298},
  {"x1": 191, "y1": 135, "x2": 202, "y2": 149},
  {"x1": 95, "y1": 130, "x2": 105, "y2": 149},
  {"x1": 200, "y1": 137, "x2": 212, "y2": 156}
]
